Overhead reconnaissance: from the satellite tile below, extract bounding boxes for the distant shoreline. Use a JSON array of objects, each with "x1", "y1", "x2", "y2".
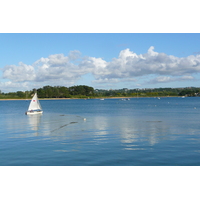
[{"x1": 0, "y1": 96, "x2": 180, "y2": 101}]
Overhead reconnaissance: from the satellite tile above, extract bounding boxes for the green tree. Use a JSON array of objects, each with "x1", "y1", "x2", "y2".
[{"x1": 16, "y1": 91, "x2": 25, "y2": 98}]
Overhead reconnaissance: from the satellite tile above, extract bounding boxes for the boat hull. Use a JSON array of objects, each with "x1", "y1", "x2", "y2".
[{"x1": 25, "y1": 110, "x2": 43, "y2": 115}]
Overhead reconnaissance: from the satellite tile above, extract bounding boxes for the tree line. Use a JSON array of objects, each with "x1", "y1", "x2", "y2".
[
  {"x1": 37, "y1": 85, "x2": 94, "y2": 98},
  {"x1": 98, "y1": 87, "x2": 200, "y2": 97},
  {"x1": 0, "y1": 85, "x2": 200, "y2": 99},
  {"x1": 0, "y1": 85, "x2": 95, "y2": 99}
]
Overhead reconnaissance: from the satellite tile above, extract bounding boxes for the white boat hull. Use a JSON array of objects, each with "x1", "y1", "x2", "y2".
[{"x1": 26, "y1": 110, "x2": 43, "y2": 115}]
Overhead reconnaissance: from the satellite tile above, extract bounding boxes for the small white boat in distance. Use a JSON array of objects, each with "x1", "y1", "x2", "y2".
[{"x1": 25, "y1": 93, "x2": 43, "y2": 115}]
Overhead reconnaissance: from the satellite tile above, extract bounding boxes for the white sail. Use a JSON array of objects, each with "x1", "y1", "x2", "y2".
[
  {"x1": 28, "y1": 93, "x2": 42, "y2": 111},
  {"x1": 26, "y1": 93, "x2": 43, "y2": 114}
]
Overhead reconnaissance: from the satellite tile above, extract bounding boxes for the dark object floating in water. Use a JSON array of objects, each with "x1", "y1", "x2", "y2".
[{"x1": 51, "y1": 122, "x2": 78, "y2": 132}]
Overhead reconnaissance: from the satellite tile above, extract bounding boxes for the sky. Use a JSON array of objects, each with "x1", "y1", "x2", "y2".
[
  {"x1": 1, "y1": 33, "x2": 200, "y2": 92},
  {"x1": 0, "y1": 1, "x2": 200, "y2": 93}
]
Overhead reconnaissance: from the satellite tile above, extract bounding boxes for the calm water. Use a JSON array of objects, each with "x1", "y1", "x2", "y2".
[{"x1": 1, "y1": 97, "x2": 200, "y2": 166}]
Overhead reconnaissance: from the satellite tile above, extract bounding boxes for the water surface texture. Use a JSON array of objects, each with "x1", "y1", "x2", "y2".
[{"x1": 1, "y1": 97, "x2": 200, "y2": 166}]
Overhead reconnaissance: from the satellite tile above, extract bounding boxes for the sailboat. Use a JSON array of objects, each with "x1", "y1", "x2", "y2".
[{"x1": 25, "y1": 93, "x2": 43, "y2": 115}]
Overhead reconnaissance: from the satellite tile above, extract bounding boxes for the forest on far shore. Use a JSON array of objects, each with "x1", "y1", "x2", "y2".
[{"x1": 0, "y1": 85, "x2": 200, "y2": 99}]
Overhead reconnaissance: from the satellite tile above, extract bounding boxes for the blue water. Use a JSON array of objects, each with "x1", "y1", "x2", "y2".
[{"x1": 1, "y1": 97, "x2": 200, "y2": 166}]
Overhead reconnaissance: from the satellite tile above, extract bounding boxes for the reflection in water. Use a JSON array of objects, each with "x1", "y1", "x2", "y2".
[
  {"x1": 28, "y1": 114, "x2": 42, "y2": 136},
  {"x1": 74, "y1": 114, "x2": 173, "y2": 148},
  {"x1": 93, "y1": 116, "x2": 109, "y2": 135},
  {"x1": 4, "y1": 111, "x2": 181, "y2": 149},
  {"x1": 117, "y1": 117, "x2": 170, "y2": 147},
  {"x1": 40, "y1": 114, "x2": 86, "y2": 140},
  {"x1": 91, "y1": 116, "x2": 110, "y2": 144},
  {"x1": 89, "y1": 115, "x2": 171, "y2": 148},
  {"x1": 5, "y1": 113, "x2": 86, "y2": 140},
  {"x1": 5, "y1": 114, "x2": 42, "y2": 138},
  {"x1": 4, "y1": 109, "x2": 172, "y2": 147}
]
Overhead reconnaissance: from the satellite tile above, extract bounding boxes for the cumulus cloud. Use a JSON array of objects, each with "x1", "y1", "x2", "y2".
[
  {"x1": 152, "y1": 76, "x2": 175, "y2": 83},
  {"x1": 0, "y1": 81, "x2": 30, "y2": 92},
  {"x1": 3, "y1": 62, "x2": 35, "y2": 82},
  {"x1": 33, "y1": 52, "x2": 81, "y2": 82},
  {"x1": 92, "y1": 47, "x2": 200, "y2": 80},
  {"x1": 2, "y1": 46, "x2": 200, "y2": 91},
  {"x1": 148, "y1": 75, "x2": 195, "y2": 84},
  {"x1": 68, "y1": 50, "x2": 81, "y2": 61},
  {"x1": 93, "y1": 77, "x2": 137, "y2": 84},
  {"x1": 88, "y1": 47, "x2": 200, "y2": 86}
]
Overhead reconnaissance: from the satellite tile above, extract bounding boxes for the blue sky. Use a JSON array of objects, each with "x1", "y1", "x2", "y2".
[{"x1": 1, "y1": 33, "x2": 200, "y2": 92}]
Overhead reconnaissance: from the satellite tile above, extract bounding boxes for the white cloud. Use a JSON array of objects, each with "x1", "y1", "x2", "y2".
[
  {"x1": 147, "y1": 46, "x2": 159, "y2": 56},
  {"x1": 3, "y1": 62, "x2": 35, "y2": 82},
  {"x1": 0, "y1": 81, "x2": 30, "y2": 92},
  {"x1": 148, "y1": 75, "x2": 195, "y2": 84},
  {"x1": 2, "y1": 46, "x2": 200, "y2": 92},
  {"x1": 153, "y1": 76, "x2": 174, "y2": 83},
  {"x1": 68, "y1": 50, "x2": 81, "y2": 61},
  {"x1": 33, "y1": 51, "x2": 87, "y2": 82},
  {"x1": 93, "y1": 77, "x2": 137, "y2": 84},
  {"x1": 90, "y1": 47, "x2": 200, "y2": 82}
]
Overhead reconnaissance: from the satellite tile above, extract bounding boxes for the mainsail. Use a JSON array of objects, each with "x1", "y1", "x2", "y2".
[{"x1": 28, "y1": 93, "x2": 42, "y2": 111}]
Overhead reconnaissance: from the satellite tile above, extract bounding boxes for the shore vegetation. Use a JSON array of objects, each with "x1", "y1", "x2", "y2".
[{"x1": 0, "y1": 85, "x2": 200, "y2": 99}]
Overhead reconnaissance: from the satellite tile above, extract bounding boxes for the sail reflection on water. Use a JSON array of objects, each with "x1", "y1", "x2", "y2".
[{"x1": 27, "y1": 114, "x2": 42, "y2": 136}]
